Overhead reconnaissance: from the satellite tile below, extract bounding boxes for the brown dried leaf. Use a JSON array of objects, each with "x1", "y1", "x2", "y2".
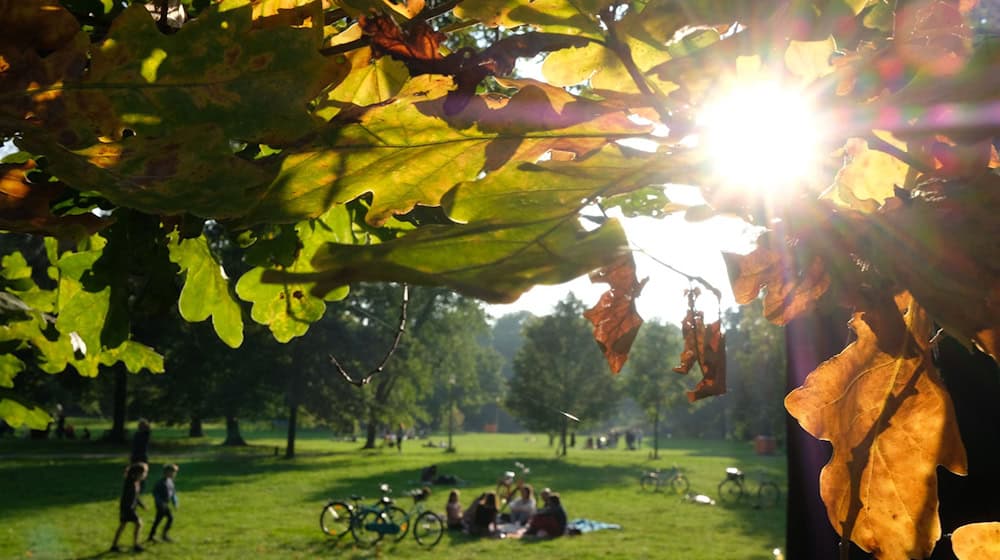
[
  {"x1": 361, "y1": 14, "x2": 444, "y2": 62},
  {"x1": 952, "y1": 522, "x2": 1000, "y2": 560},
  {"x1": 583, "y1": 253, "x2": 646, "y2": 374},
  {"x1": 686, "y1": 319, "x2": 726, "y2": 402},
  {"x1": 0, "y1": 160, "x2": 107, "y2": 239},
  {"x1": 723, "y1": 242, "x2": 831, "y2": 325},
  {"x1": 870, "y1": 175, "x2": 1000, "y2": 362},
  {"x1": 671, "y1": 288, "x2": 726, "y2": 401},
  {"x1": 785, "y1": 293, "x2": 967, "y2": 559}
]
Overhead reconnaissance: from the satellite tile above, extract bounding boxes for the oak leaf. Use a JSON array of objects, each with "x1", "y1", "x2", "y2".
[
  {"x1": 952, "y1": 522, "x2": 1000, "y2": 560},
  {"x1": 785, "y1": 293, "x2": 967, "y2": 559},
  {"x1": 582, "y1": 253, "x2": 647, "y2": 373},
  {"x1": 672, "y1": 288, "x2": 727, "y2": 401},
  {"x1": 724, "y1": 240, "x2": 830, "y2": 325}
]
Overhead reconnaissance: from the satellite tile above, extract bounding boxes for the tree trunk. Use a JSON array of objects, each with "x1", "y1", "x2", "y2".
[
  {"x1": 222, "y1": 415, "x2": 247, "y2": 446},
  {"x1": 785, "y1": 310, "x2": 863, "y2": 560},
  {"x1": 285, "y1": 402, "x2": 298, "y2": 459},
  {"x1": 188, "y1": 416, "x2": 203, "y2": 438},
  {"x1": 652, "y1": 404, "x2": 660, "y2": 460},
  {"x1": 363, "y1": 419, "x2": 377, "y2": 449},
  {"x1": 107, "y1": 365, "x2": 128, "y2": 443},
  {"x1": 559, "y1": 416, "x2": 568, "y2": 457}
]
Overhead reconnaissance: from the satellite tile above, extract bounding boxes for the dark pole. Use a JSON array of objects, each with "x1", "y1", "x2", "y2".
[
  {"x1": 653, "y1": 402, "x2": 660, "y2": 460},
  {"x1": 446, "y1": 375, "x2": 456, "y2": 452}
]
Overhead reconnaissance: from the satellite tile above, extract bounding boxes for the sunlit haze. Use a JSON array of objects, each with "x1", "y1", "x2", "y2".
[{"x1": 698, "y1": 81, "x2": 822, "y2": 193}]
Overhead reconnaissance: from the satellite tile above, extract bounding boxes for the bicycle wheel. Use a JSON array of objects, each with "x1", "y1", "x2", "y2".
[
  {"x1": 351, "y1": 509, "x2": 385, "y2": 547},
  {"x1": 319, "y1": 501, "x2": 352, "y2": 538},
  {"x1": 640, "y1": 474, "x2": 658, "y2": 492},
  {"x1": 387, "y1": 505, "x2": 409, "y2": 542},
  {"x1": 413, "y1": 511, "x2": 444, "y2": 547},
  {"x1": 757, "y1": 482, "x2": 781, "y2": 508},
  {"x1": 717, "y1": 479, "x2": 744, "y2": 504},
  {"x1": 670, "y1": 473, "x2": 690, "y2": 495}
]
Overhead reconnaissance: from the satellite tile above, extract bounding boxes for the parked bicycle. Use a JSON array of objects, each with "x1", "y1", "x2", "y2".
[
  {"x1": 319, "y1": 483, "x2": 406, "y2": 546},
  {"x1": 640, "y1": 465, "x2": 690, "y2": 494},
  {"x1": 716, "y1": 467, "x2": 781, "y2": 508},
  {"x1": 496, "y1": 461, "x2": 530, "y2": 506},
  {"x1": 388, "y1": 487, "x2": 444, "y2": 547}
]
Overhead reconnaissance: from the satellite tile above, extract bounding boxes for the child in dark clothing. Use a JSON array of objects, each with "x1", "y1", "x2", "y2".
[
  {"x1": 148, "y1": 464, "x2": 179, "y2": 542},
  {"x1": 111, "y1": 462, "x2": 148, "y2": 552}
]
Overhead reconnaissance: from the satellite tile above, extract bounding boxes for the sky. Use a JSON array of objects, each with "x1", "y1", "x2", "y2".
[{"x1": 485, "y1": 185, "x2": 762, "y2": 325}]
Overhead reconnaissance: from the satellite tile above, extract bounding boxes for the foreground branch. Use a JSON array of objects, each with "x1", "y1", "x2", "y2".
[{"x1": 329, "y1": 284, "x2": 409, "y2": 386}]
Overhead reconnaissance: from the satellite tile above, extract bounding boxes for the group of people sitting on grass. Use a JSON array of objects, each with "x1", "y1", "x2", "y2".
[{"x1": 445, "y1": 484, "x2": 567, "y2": 539}]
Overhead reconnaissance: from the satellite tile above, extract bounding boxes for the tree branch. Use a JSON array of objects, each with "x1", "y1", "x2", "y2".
[
  {"x1": 630, "y1": 246, "x2": 723, "y2": 302},
  {"x1": 329, "y1": 284, "x2": 409, "y2": 386},
  {"x1": 865, "y1": 133, "x2": 936, "y2": 175},
  {"x1": 600, "y1": 8, "x2": 672, "y2": 125}
]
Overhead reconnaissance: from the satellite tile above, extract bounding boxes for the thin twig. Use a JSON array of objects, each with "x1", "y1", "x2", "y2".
[
  {"x1": 329, "y1": 284, "x2": 410, "y2": 386},
  {"x1": 865, "y1": 133, "x2": 936, "y2": 175},
  {"x1": 630, "y1": 246, "x2": 723, "y2": 301}
]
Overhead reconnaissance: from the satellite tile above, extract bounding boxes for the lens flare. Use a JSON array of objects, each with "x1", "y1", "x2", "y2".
[{"x1": 698, "y1": 81, "x2": 822, "y2": 193}]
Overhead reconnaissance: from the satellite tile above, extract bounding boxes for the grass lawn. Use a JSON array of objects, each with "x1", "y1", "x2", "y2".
[{"x1": 0, "y1": 424, "x2": 786, "y2": 559}]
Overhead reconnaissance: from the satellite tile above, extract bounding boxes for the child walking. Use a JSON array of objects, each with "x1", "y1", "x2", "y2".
[
  {"x1": 148, "y1": 464, "x2": 179, "y2": 542},
  {"x1": 110, "y1": 462, "x2": 148, "y2": 553}
]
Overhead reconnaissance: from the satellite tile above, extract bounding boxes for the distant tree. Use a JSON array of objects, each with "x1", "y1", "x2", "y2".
[
  {"x1": 506, "y1": 295, "x2": 622, "y2": 456},
  {"x1": 722, "y1": 300, "x2": 786, "y2": 439},
  {"x1": 621, "y1": 321, "x2": 686, "y2": 458}
]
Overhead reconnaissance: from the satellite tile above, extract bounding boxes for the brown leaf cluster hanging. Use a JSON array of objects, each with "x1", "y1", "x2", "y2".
[
  {"x1": 672, "y1": 287, "x2": 727, "y2": 401},
  {"x1": 583, "y1": 253, "x2": 646, "y2": 373}
]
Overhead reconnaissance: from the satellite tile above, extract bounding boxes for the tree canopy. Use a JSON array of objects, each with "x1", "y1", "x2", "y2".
[{"x1": 2, "y1": 1, "x2": 999, "y2": 557}]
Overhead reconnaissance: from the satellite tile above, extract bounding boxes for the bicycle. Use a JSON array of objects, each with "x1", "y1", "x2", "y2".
[
  {"x1": 716, "y1": 467, "x2": 781, "y2": 508},
  {"x1": 496, "y1": 461, "x2": 530, "y2": 506},
  {"x1": 391, "y1": 487, "x2": 445, "y2": 547},
  {"x1": 640, "y1": 465, "x2": 690, "y2": 494},
  {"x1": 319, "y1": 483, "x2": 406, "y2": 546}
]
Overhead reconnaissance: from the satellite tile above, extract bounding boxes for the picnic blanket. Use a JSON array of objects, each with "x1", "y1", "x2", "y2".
[{"x1": 566, "y1": 518, "x2": 622, "y2": 534}]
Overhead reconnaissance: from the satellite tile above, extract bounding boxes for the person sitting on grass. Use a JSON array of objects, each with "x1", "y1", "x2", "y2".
[
  {"x1": 508, "y1": 484, "x2": 536, "y2": 526},
  {"x1": 446, "y1": 489, "x2": 464, "y2": 530},
  {"x1": 525, "y1": 493, "x2": 567, "y2": 538},
  {"x1": 468, "y1": 492, "x2": 499, "y2": 537},
  {"x1": 148, "y1": 464, "x2": 179, "y2": 543},
  {"x1": 110, "y1": 462, "x2": 148, "y2": 553}
]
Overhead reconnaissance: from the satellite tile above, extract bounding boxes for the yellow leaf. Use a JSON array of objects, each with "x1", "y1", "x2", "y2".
[
  {"x1": 785, "y1": 293, "x2": 968, "y2": 559},
  {"x1": 953, "y1": 522, "x2": 1000, "y2": 560},
  {"x1": 785, "y1": 36, "x2": 836, "y2": 84}
]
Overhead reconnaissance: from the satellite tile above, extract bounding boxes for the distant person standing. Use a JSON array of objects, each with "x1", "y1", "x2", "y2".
[
  {"x1": 396, "y1": 423, "x2": 405, "y2": 454},
  {"x1": 110, "y1": 462, "x2": 148, "y2": 553},
  {"x1": 148, "y1": 464, "x2": 180, "y2": 543},
  {"x1": 55, "y1": 404, "x2": 66, "y2": 439},
  {"x1": 130, "y1": 419, "x2": 151, "y2": 464}
]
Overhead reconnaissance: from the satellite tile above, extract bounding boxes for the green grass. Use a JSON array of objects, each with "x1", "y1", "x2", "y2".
[{"x1": 0, "y1": 425, "x2": 786, "y2": 559}]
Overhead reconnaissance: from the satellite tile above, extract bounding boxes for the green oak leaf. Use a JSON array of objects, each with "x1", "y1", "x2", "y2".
[
  {"x1": 0, "y1": 354, "x2": 25, "y2": 388},
  {"x1": 55, "y1": 248, "x2": 110, "y2": 360},
  {"x1": 275, "y1": 217, "x2": 628, "y2": 303},
  {"x1": 99, "y1": 340, "x2": 165, "y2": 374},
  {"x1": 0, "y1": 397, "x2": 51, "y2": 430},
  {"x1": 454, "y1": 0, "x2": 608, "y2": 36},
  {"x1": 237, "y1": 205, "x2": 352, "y2": 342},
  {"x1": 242, "y1": 77, "x2": 651, "y2": 227},
  {"x1": 28, "y1": 126, "x2": 277, "y2": 220},
  {"x1": 316, "y1": 47, "x2": 410, "y2": 119},
  {"x1": 83, "y1": 2, "x2": 344, "y2": 143},
  {"x1": 167, "y1": 232, "x2": 244, "y2": 348},
  {"x1": 444, "y1": 146, "x2": 667, "y2": 224}
]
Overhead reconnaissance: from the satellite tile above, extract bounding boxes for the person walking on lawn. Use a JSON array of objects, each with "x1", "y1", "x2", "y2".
[
  {"x1": 110, "y1": 462, "x2": 148, "y2": 553},
  {"x1": 148, "y1": 464, "x2": 180, "y2": 543}
]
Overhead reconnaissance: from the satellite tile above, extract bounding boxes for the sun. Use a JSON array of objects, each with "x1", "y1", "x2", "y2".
[{"x1": 697, "y1": 80, "x2": 824, "y2": 194}]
